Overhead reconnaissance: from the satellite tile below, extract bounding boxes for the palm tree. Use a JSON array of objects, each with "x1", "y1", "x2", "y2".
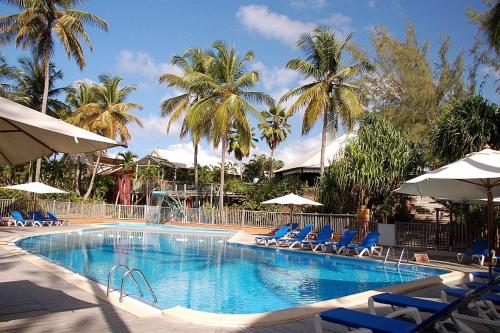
[
  {"x1": 10, "y1": 57, "x2": 67, "y2": 117},
  {"x1": 186, "y1": 41, "x2": 273, "y2": 208},
  {"x1": 70, "y1": 75, "x2": 143, "y2": 199},
  {"x1": 0, "y1": 0, "x2": 108, "y2": 181},
  {"x1": 281, "y1": 27, "x2": 364, "y2": 175},
  {"x1": 258, "y1": 104, "x2": 291, "y2": 177},
  {"x1": 159, "y1": 47, "x2": 209, "y2": 189},
  {"x1": 0, "y1": 53, "x2": 14, "y2": 96},
  {"x1": 228, "y1": 127, "x2": 258, "y2": 161},
  {"x1": 115, "y1": 151, "x2": 137, "y2": 204}
]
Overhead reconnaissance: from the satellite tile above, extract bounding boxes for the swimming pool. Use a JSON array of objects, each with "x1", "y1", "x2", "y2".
[{"x1": 16, "y1": 226, "x2": 448, "y2": 314}]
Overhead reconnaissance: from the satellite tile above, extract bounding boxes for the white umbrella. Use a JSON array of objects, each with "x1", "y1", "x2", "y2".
[
  {"x1": 3, "y1": 182, "x2": 67, "y2": 194},
  {"x1": 0, "y1": 97, "x2": 125, "y2": 165},
  {"x1": 395, "y1": 148, "x2": 500, "y2": 283},
  {"x1": 262, "y1": 193, "x2": 322, "y2": 223}
]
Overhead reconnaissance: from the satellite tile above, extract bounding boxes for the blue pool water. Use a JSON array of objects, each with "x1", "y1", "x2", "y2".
[{"x1": 17, "y1": 226, "x2": 447, "y2": 314}]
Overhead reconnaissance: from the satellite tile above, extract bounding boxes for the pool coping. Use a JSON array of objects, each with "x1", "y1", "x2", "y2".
[{"x1": 5, "y1": 225, "x2": 466, "y2": 327}]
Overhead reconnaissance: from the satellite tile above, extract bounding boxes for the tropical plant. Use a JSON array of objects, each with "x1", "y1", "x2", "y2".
[
  {"x1": 69, "y1": 74, "x2": 143, "y2": 199},
  {"x1": 242, "y1": 154, "x2": 283, "y2": 182},
  {"x1": 185, "y1": 41, "x2": 273, "y2": 208},
  {"x1": 258, "y1": 104, "x2": 290, "y2": 177},
  {"x1": 431, "y1": 95, "x2": 499, "y2": 164},
  {"x1": 0, "y1": 0, "x2": 108, "y2": 181},
  {"x1": 139, "y1": 165, "x2": 158, "y2": 206},
  {"x1": 115, "y1": 151, "x2": 137, "y2": 204},
  {"x1": 354, "y1": 22, "x2": 466, "y2": 145},
  {"x1": 0, "y1": 53, "x2": 13, "y2": 96},
  {"x1": 227, "y1": 127, "x2": 258, "y2": 161},
  {"x1": 9, "y1": 57, "x2": 67, "y2": 117},
  {"x1": 281, "y1": 27, "x2": 365, "y2": 175},
  {"x1": 159, "y1": 47, "x2": 210, "y2": 189}
]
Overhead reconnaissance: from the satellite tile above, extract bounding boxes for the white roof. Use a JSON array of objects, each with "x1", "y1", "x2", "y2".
[
  {"x1": 276, "y1": 133, "x2": 356, "y2": 174},
  {"x1": 0, "y1": 97, "x2": 123, "y2": 165},
  {"x1": 395, "y1": 149, "x2": 500, "y2": 200},
  {"x1": 3, "y1": 182, "x2": 67, "y2": 194},
  {"x1": 261, "y1": 193, "x2": 322, "y2": 206}
]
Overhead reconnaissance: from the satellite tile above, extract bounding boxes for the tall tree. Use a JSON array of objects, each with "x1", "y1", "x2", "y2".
[
  {"x1": 281, "y1": 27, "x2": 364, "y2": 175},
  {"x1": 0, "y1": 0, "x2": 108, "y2": 181},
  {"x1": 70, "y1": 75, "x2": 143, "y2": 199},
  {"x1": 0, "y1": 53, "x2": 14, "y2": 96},
  {"x1": 186, "y1": 41, "x2": 272, "y2": 208},
  {"x1": 159, "y1": 47, "x2": 209, "y2": 189},
  {"x1": 10, "y1": 57, "x2": 67, "y2": 117},
  {"x1": 355, "y1": 23, "x2": 465, "y2": 145},
  {"x1": 258, "y1": 104, "x2": 291, "y2": 177}
]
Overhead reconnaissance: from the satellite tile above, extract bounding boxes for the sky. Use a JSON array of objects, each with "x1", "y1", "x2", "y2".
[{"x1": 0, "y1": 0, "x2": 496, "y2": 166}]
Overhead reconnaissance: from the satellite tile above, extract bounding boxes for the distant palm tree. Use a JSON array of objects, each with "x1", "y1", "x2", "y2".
[
  {"x1": 281, "y1": 27, "x2": 364, "y2": 175},
  {"x1": 0, "y1": 0, "x2": 108, "y2": 181},
  {"x1": 186, "y1": 41, "x2": 273, "y2": 208},
  {"x1": 10, "y1": 57, "x2": 67, "y2": 117},
  {"x1": 0, "y1": 53, "x2": 14, "y2": 96},
  {"x1": 159, "y1": 47, "x2": 210, "y2": 189},
  {"x1": 228, "y1": 127, "x2": 258, "y2": 161},
  {"x1": 258, "y1": 104, "x2": 291, "y2": 177},
  {"x1": 70, "y1": 75, "x2": 143, "y2": 199}
]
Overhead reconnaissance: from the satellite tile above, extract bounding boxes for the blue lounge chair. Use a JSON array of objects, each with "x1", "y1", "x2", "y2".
[
  {"x1": 255, "y1": 225, "x2": 290, "y2": 246},
  {"x1": 342, "y1": 231, "x2": 382, "y2": 257},
  {"x1": 47, "y1": 211, "x2": 70, "y2": 226},
  {"x1": 277, "y1": 224, "x2": 313, "y2": 248},
  {"x1": 28, "y1": 211, "x2": 53, "y2": 226},
  {"x1": 457, "y1": 239, "x2": 489, "y2": 266},
  {"x1": 314, "y1": 296, "x2": 469, "y2": 333},
  {"x1": 322, "y1": 230, "x2": 358, "y2": 253},
  {"x1": 10, "y1": 211, "x2": 42, "y2": 227},
  {"x1": 301, "y1": 224, "x2": 333, "y2": 252}
]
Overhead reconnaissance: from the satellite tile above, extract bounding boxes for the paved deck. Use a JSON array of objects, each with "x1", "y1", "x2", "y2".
[{"x1": 0, "y1": 225, "x2": 492, "y2": 333}]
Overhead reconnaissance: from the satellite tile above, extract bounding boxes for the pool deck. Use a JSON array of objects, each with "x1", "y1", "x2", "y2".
[{"x1": 0, "y1": 224, "x2": 493, "y2": 333}]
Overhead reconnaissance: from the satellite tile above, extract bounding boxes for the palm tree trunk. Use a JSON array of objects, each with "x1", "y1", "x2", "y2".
[
  {"x1": 270, "y1": 148, "x2": 275, "y2": 178},
  {"x1": 320, "y1": 110, "x2": 328, "y2": 175},
  {"x1": 74, "y1": 156, "x2": 81, "y2": 195},
  {"x1": 35, "y1": 46, "x2": 52, "y2": 182},
  {"x1": 84, "y1": 153, "x2": 101, "y2": 199},
  {"x1": 219, "y1": 136, "x2": 227, "y2": 209},
  {"x1": 194, "y1": 142, "x2": 199, "y2": 189}
]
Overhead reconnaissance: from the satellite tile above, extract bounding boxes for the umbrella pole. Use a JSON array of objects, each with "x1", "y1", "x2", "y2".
[
  {"x1": 289, "y1": 204, "x2": 293, "y2": 225},
  {"x1": 487, "y1": 185, "x2": 494, "y2": 287}
]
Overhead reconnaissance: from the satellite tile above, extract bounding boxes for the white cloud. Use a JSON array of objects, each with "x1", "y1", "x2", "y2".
[
  {"x1": 154, "y1": 143, "x2": 223, "y2": 167},
  {"x1": 236, "y1": 5, "x2": 314, "y2": 46},
  {"x1": 129, "y1": 114, "x2": 182, "y2": 143},
  {"x1": 116, "y1": 50, "x2": 181, "y2": 79},
  {"x1": 275, "y1": 134, "x2": 321, "y2": 164},
  {"x1": 251, "y1": 61, "x2": 300, "y2": 91},
  {"x1": 290, "y1": 0, "x2": 326, "y2": 9},
  {"x1": 368, "y1": 0, "x2": 376, "y2": 8},
  {"x1": 236, "y1": 5, "x2": 354, "y2": 46}
]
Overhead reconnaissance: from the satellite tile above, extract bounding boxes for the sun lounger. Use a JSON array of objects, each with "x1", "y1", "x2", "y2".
[
  {"x1": 342, "y1": 232, "x2": 382, "y2": 257},
  {"x1": 28, "y1": 211, "x2": 53, "y2": 226},
  {"x1": 10, "y1": 211, "x2": 42, "y2": 227},
  {"x1": 46, "y1": 211, "x2": 70, "y2": 226},
  {"x1": 277, "y1": 224, "x2": 313, "y2": 248},
  {"x1": 301, "y1": 224, "x2": 333, "y2": 252},
  {"x1": 314, "y1": 296, "x2": 470, "y2": 333},
  {"x1": 255, "y1": 225, "x2": 290, "y2": 246},
  {"x1": 457, "y1": 239, "x2": 489, "y2": 266},
  {"x1": 321, "y1": 230, "x2": 357, "y2": 253}
]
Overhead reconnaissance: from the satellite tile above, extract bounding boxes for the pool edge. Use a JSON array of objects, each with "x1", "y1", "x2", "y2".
[{"x1": 6, "y1": 226, "x2": 466, "y2": 327}]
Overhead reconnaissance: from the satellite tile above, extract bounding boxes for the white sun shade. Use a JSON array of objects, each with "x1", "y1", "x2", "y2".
[
  {"x1": 261, "y1": 193, "x2": 323, "y2": 206},
  {"x1": 3, "y1": 182, "x2": 67, "y2": 194},
  {"x1": 0, "y1": 97, "x2": 125, "y2": 165}
]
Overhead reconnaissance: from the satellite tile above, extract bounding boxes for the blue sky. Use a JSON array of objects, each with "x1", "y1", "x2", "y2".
[{"x1": 0, "y1": 0, "x2": 496, "y2": 165}]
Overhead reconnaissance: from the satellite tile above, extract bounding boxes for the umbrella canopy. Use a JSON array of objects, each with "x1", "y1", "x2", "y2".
[
  {"x1": 3, "y1": 182, "x2": 67, "y2": 194},
  {"x1": 395, "y1": 148, "x2": 500, "y2": 284},
  {"x1": 0, "y1": 97, "x2": 125, "y2": 165},
  {"x1": 261, "y1": 193, "x2": 323, "y2": 206}
]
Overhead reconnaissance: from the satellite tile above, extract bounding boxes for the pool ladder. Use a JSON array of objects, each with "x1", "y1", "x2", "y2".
[
  {"x1": 383, "y1": 247, "x2": 409, "y2": 268},
  {"x1": 107, "y1": 264, "x2": 158, "y2": 303}
]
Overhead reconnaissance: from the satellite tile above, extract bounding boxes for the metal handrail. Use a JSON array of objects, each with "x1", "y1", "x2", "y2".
[
  {"x1": 383, "y1": 247, "x2": 409, "y2": 268},
  {"x1": 119, "y1": 268, "x2": 157, "y2": 303},
  {"x1": 107, "y1": 264, "x2": 143, "y2": 297}
]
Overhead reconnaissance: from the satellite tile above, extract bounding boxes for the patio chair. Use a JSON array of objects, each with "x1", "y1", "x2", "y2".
[
  {"x1": 321, "y1": 230, "x2": 358, "y2": 253},
  {"x1": 313, "y1": 295, "x2": 472, "y2": 333},
  {"x1": 341, "y1": 232, "x2": 382, "y2": 257},
  {"x1": 301, "y1": 224, "x2": 333, "y2": 252},
  {"x1": 457, "y1": 239, "x2": 489, "y2": 266},
  {"x1": 467, "y1": 267, "x2": 500, "y2": 281},
  {"x1": 255, "y1": 225, "x2": 290, "y2": 246},
  {"x1": 46, "y1": 211, "x2": 71, "y2": 226},
  {"x1": 277, "y1": 224, "x2": 313, "y2": 248},
  {"x1": 28, "y1": 211, "x2": 53, "y2": 226},
  {"x1": 10, "y1": 211, "x2": 42, "y2": 227}
]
